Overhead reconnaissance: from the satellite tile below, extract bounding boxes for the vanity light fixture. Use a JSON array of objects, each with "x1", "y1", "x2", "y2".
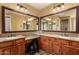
[
  {"x1": 61, "y1": 3, "x2": 65, "y2": 8},
  {"x1": 17, "y1": 4, "x2": 28, "y2": 12},
  {"x1": 17, "y1": 4, "x2": 20, "y2": 9},
  {"x1": 25, "y1": 8, "x2": 28, "y2": 12},
  {"x1": 28, "y1": 18, "x2": 33, "y2": 21},
  {"x1": 52, "y1": 3, "x2": 65, "y2": 12},
  {"x1": 23, "y1": 20, "x2": 26, "y2": 23},
  {"x1": 46, "y1": 18, "x2": 51, "y2": 21},
  {"x1": 20, "y1": 6, "x2": 24, "y2": 11}
]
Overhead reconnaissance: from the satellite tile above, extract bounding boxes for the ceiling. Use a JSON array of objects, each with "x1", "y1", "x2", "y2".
[{"x1": 28, "y1": 3, "x2": 52, "y2": 10}]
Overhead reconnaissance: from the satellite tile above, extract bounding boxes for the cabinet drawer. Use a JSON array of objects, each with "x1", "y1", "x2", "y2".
[
  {"x1": 15, "y1": 38, "x2": 25, "y2": 44},
  {"x1": 0, "y1": 41, "x2": 13, "y2": 48}
]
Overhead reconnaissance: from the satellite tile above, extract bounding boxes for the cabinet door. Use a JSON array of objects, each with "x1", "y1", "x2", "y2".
[
  {"x1": 62, "y1": 45, "x2": 79, "y2": 55},
  {"x1": 40, "y1": 36, "x2": 50, "y2": 53},
  {"x1": 69, "y1": 46, "x2": 79, "y2": 55},
  {"x1": 62, "y1": 45, "x2": 69, "y2": 55},
  {"x1": 0, "y1": 46, "x2": 14, "y2": 55},
  {"x1": 52, "y1": 39, "x2": 62, "y2": 55},
  {"x1": 16, "y1": 43, "x2": 25, "y2": 55},
  {"x1": 53, "y1": 44, "x2": 61, "y2": 55}
]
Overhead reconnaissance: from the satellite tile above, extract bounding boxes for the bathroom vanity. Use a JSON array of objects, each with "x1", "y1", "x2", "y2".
[
  {"x1": 39, "y1": 33, "x2": 79, "y2": 55},
  {"x1": 0, "y1": 36, "x2": 25, "y2": 55}
]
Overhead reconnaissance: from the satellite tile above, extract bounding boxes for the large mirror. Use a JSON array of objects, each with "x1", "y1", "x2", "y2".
[
  {"x1": 41, "y1": 8, "x2": 76, "y2": 32},
  {"x1": 2, "y1": 6, "x2": 39, "y2": 32}
]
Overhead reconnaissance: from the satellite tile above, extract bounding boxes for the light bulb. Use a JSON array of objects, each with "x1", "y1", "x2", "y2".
[
  {"x1": 56, "y1": 7, "x2": 60, "y2": 10},
  {"x1": 46, "y1": 18, "x2": 51, "y2": 21},
  {"x1": 53, "y1": 8, "x2": 56, "y2": 12},
  {"x1": 61, "y1": 4, "x2": 65, "y2": 8},
  {"x1": 21, "y1": 7, "x2": 24, "y2": 11},
  {"x1": 17, "y1": 4, "x2": 20, "y2": 9},
  {"x1": 28, "y1": 18, "x2": 33, "y2": 21},
  {"x1": 25, "y1": 9, "x2": 28, "y2": 12},
  {"x1": 53, "y1": 20, "x2": 56, "y2": 23},
  {"x1": 23, "y1": 21, "x2": 26, "y2": 23}
]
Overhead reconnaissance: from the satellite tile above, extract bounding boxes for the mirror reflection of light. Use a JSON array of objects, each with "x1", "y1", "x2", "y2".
[
  {"x1": 25, "y1": 9, "x2": 28, "y2": 12},
  {"x1": 46, "y1": 18, "x2": 51, "y2": 21},
  {"x1": 17, "y1": 5, "x2": 20, "y2": 9},
  {"x1": 61, "y1": 4, "x2": 65, "y2": 8},
  {"x1": 56, "y1": 7, "x2": 60, "y2": 11},
  {"x1": 27, "y1": 22, "x2": 30, "y2": 24},
  {"x1": 28, "y1": 18, "x2": 33, "y2": 21},
  {"x1": 53, "y1": 8, "x2": 56, "y2": 12},
  {"x1": 23, "y1": 21, "x2": 26, "y2": 23},
  {"x1": 53, "y1": 20, "x2": 56, "y2": 23},
  {"x1": 21, "y1": 7, "x2": 24, "y2": 11}
]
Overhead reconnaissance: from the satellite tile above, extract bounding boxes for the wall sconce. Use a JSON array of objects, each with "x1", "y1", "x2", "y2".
[
  {"x1": 52, "y1": 3, "x2": 65, "y2": 12},
  {"x1": 17, "y1": 4, "x2": 28, "y2": 12}
]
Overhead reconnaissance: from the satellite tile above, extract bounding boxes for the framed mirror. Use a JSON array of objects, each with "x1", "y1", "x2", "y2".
[
  {"x1": 2, "y1": 6, "x2": 39, "y2": 33},
  {"x1": 40, "y1": 6, "x2": 79, "y2": 33}
]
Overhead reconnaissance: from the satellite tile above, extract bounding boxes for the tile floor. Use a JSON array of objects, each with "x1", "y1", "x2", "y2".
[{"x1": 33, "y1": 50, "x2": 50, "y2": 55}]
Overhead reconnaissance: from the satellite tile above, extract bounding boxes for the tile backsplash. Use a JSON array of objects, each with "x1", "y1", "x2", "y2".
[{"x1": 0, "y1": 31, "x2": 79, "y2": 38}]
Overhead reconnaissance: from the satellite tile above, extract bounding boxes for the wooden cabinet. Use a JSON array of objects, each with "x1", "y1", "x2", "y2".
[
  {"x1": 0, "y1": 38, "x2": 25, "y2": 55},
  {"x1": 0, "y1": 41, "x2": 14, "y2": 55},
  {"x1": 52, "y1": 38, "x2": 62, "y2": 55},
  {"x1": 40, "y1": 36, "x2": 50, "y2": 53},
  {"x1": 15, "y1": 38, "x2": 25, "y2": 55},
  {"x1": 62, "y1": 45, "x2": 79, "y2": 55},
  {"x1": 40, "y1": 35, "x2": 79, "y2": 55}
]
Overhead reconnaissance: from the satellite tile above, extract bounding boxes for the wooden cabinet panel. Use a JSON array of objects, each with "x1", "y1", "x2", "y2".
[
  {"x1": 69, "y1": 46, "x2": 79, "y2": 55},
  {"x1": 0, "y1": 41, "x2": 13, "y2": 48},
  {"x1": 0, "y1": 49, "x2": 3, "y2": 55},
  {"x1": 0, "y1": 45, "x2": 14, "y2": 55},
  {"x1": 40, "y1": 36, "x2": 50, "y2": 53},
  {"x1": 61, "y1": 40, "x2": 70, "y2": 45},
  {"x1": 15, "y1": 38, "x2": 25, "y2": 55},
  {"x1": 71, "y1": 41, "x2": 79, "y2": 48},
  {"x1": 62, "y1": 45, "x2": 69, "y2": 55},
  {"x1": 53, "y1": 44, "x2": 61, "y2": 55},
  {"x1": 40, "y1": 36, "x2": 79, "y2": 55},
  {"x1": 0, "y1": 38, "x2": 25, "y2": 55},
  {"x1": 15, "y1": 43, "x2": 25, "y2": 55},
  {"x1": 0, "y1": 41, "x2": 14, "y2": 55},
  {"x1": 62, "y1": 45, "x2": 79, "y2": 55}
]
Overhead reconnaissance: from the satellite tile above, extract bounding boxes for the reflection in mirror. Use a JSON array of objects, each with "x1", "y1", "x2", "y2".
[
  {"x1": 4, "y1": 9, "x2": 38, "y2": 32},
  {"x1": 41, "y1": 9, "x2": 76, "y2": 31}
]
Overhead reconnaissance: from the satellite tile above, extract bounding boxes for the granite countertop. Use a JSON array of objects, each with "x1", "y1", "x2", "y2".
[
  {"x1": 25, "y1": 36, "x2": 40, "y2": 40},
  {"x1": 0, "y1": 33, "x2": 79, "y2": 42},
  {"x1": 0, "y1": 35, "x2": 40, "y2": 42},
  {"x1": 0, "y1": 35, "x2": 25, "y2": 42},
  {"x1": 36, "y1": 33, "x2": 79, "y2": 42}
]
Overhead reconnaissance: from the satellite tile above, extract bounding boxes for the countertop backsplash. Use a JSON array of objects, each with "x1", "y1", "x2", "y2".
[{"x1": 0, "y1": 31, "x2": 79, "y2": 38}]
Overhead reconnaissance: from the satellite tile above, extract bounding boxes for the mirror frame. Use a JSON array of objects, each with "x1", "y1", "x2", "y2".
[
  {"x1": 1, "y1": 6, "x2": 40, "y2": 33},
  {"x1": 40, "y1": 6, "x2": 79, "y2": 33}
]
